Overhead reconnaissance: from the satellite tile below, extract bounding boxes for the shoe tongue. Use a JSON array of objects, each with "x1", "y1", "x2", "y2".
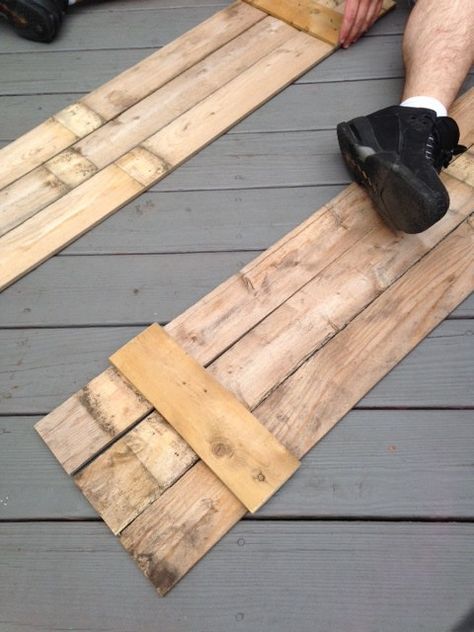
[{"x1": 434, "y1": 117, "x2": 460, "y2": 149}]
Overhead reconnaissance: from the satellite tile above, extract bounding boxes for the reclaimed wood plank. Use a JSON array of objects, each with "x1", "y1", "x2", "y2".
[
  {"x1": 3, "y1": 410, "x2": 474, "y2": 520},
  {"x1": 110, "y1": 323, "x2": 300, "y2": 513},
  {"x1": 1, "y1": 521, "x2": 473, "y2": 632},
  {"x1": 0, "y1": 1, "x2": 265, "y2": 190}
]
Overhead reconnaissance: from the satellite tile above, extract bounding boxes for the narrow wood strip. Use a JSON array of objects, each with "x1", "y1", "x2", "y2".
[
  {"x1": 110, "y1": 324, "x2": 300, "y2": 513},
  {"x1": 0, "y1": 32, "x2": 331, "y2": 292},
  {"x1": 121, "y1": 214, "x2": 474, "y2": 595},
  {"x1": 73, "y1": 170, "x2": 473, "y2": 535},
  {"x1": 53, "y1": 103, "x2": 104, "y2": 138},
  {"x1": 0, "y1": 16, "x2": 295, "y2": 239},
  {"x1": 243, "y1": 0, "x2": 343, "y2": 44},
  {"x1": 0, "y1": 1, "x2": 264, "y2": 191},
  {"x1": 34, "y1": 88, "x2": 474, "y2": 477}
]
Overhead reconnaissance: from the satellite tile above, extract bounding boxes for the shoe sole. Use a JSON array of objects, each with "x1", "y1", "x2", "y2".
[
  {"x1": 337, "y1": 121, "x2": 449, "y2": 234},
  {"x1": 0, "y1": 0, "x2": 63, "y2": 42}
]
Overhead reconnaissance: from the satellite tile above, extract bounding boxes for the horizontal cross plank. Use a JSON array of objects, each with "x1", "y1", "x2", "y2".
[{"x1": 109, "y1": 323, "x2": 300, "y2": 513}]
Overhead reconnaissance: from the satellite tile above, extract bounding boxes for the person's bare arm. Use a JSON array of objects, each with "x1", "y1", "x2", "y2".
[{"x1": 339, "y1": 0, "x2": 383, "y2": 48}]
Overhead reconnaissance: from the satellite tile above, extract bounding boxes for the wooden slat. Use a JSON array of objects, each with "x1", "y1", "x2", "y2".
[
  {"x1": 0, "y1": 16, "x2": 294, "y2": 237},
  {"x1": 120, "y1": 213, "x2": 473, "y2": 594},
  {"x1": 110, "y1": 324, "x2": 300, "y2": 513},
  {"x1": 0, "y1": 32, "x2": 333, "y2": 292},
  {"x1": 0, "y1": 1, "x2": 265, "y2": 191}
]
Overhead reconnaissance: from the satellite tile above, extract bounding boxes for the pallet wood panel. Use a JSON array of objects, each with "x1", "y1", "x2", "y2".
[
  {"x1": 0, "y1": 15, "x2": 293, "y2": 234},
  {"x1": 2, "y1": 522, "x2": 473, "y2": 632},
  {"x1": 110, "y1": 323, "x2": 300, "y2": 513},
  {"x1": 70, "y1": 173, "x2": 474, "y2": 535},
  {"x1": 0, "y1": 1, "x2": 264, "y2": 191},
  {"x1": 119, "y1": 213, "x2": 473, "y2": 594},
  {"x1": 4, "y1": 410, "x2": 474, "y2": 520},
  {"x1": 0, "y1": 32, "x2": 333, "y2": 292}
]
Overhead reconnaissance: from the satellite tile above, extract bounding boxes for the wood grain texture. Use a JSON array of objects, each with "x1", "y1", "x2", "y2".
[
  {"x1": 110, "y1": 323, "x2": 300, "y2": 514},
  {"x1": 0, "y1": 1, "x2": 264, "y2": 191},
  {"x1": 2, "y1": 521, "x2": 474, "y2": 632},
  {"x1": 120, "y1": 213, "x2": 473, "y2": 594}
]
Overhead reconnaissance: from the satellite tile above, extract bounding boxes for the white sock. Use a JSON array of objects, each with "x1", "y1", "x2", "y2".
[
  {"x1": 400, "y1": 96, "x2": 447, "y2": 118},
  {"x1": 68, "y1": 0, "x2": 77, "y2": 5}
]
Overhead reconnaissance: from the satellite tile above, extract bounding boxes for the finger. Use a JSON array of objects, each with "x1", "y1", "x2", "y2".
[
  {"x1": 346, "y1": 0, "x2": 371, "y2": 45},
  {"x1": 339, "y1": 0, "x2": 360, "y2": 45},
  {"x1": 365, "y1": 0, "x2": 383, "y2": 31}
]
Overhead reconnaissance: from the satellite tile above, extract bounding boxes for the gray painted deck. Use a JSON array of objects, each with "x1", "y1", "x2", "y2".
[{"x1": 0, "y1": 1, "x2": 473, "y2": 630}]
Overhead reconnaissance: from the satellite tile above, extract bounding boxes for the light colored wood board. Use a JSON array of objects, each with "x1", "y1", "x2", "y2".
[
  {"x1": 0, "y1": 2, "x2": 409, "y2": 54},
  {"x1": 0, "y1": 2, "x2": 265, "y2": 191},
  {"x1": 1, "y1": 522, "x2": 474, "y2": 632},
  {"x1": 0, "y1": 16, "x2": 297, "y2": 235},
  {"x1": 3, "y1": 410, "x2": 474, "y2": 520},
  {"x1": 72, "y1": 174, "x2": 473, "y2": 533},
  {"x1": 3, "y1": 320, "x2": 471, "y2": 418},
  {"x1": 110, "y1": 324, "x2": 300, "y2": 514},
  {"x1": 120, "y1": 217, "x2": 473, "y2": 594},
  {"x1": 243, "y1": 0, "x2": 343, "y2": 45},
  {"x1": 0, "y1": 34, "x2": 333, "y2": 292},
  {"x1": 0, "y1": 165, "x2": 145, "y2": 291}
]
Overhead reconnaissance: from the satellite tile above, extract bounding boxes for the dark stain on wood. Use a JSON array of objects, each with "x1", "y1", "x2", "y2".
[{"x1": 78, "y1": 385, "x2": 116, "y2": 436}]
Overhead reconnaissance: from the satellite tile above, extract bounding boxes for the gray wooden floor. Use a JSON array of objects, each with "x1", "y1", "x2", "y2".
[{"x1": 1, "y1": 2, "x2": 473, "y2": 630}]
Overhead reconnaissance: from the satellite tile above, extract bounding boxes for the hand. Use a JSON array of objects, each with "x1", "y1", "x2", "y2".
[{"x1": 339, "y1": 0, "x2": 383, "y2": 48}]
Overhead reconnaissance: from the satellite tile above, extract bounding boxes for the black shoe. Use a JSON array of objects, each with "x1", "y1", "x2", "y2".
[
  {"x1": 337, "y1": 105, "x2": 466, "y2": 233},
  {"x1": 0, "y1": 0, "x2": 68, "y2": 42}
]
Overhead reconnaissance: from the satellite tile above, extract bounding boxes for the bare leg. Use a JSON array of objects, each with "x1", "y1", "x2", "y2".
[{"x1": 402, "y1": 0, "x2": 474, "y2": 110}]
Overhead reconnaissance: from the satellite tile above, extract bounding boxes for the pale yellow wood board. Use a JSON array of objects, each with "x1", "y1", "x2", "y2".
[{"x1": 110, "y1": 324, "x2": 300, "y2": 513}]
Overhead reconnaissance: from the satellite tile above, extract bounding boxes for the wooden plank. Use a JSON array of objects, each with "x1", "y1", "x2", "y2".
[
  {"x1": 1, "y1": 522, "x2": 474, "y2": 631},
  {"x1": 0, "y1": 32, "x2": 333, "y2": 291},
  {"x1": 0, "y1": 1, "x2": 265, "y2": 191},
  {"x1": 110, "y1": 324, "x2": 300, "y2": 513},
  {"x1": 3, "y1": 410, "x2": 474, "y2": 520},
  {"x1": 119, "y1": 214, "x2": 473, "y2": 594}
]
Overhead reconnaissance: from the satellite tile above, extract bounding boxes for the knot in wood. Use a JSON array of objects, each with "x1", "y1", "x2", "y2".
[{"x1": 211, "y1": 440, "x2": 234, "y2": 459}]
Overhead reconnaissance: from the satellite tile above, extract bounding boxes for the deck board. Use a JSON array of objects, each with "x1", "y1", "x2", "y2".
[
  {"x1": 0, "y1": 0, "x2": 472, "y2": 625},
  {"x1": 1, "y1": 522, "x2": 473, "y2": 632}
]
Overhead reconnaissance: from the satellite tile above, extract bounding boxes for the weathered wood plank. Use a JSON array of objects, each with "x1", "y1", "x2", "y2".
[
  {"x1": 1, "y1": 521, "x2": 473, "y2": 631},
  {"x1": 2, "y1": 410, "x2": 473, "y2": 520},
  {"x1": 110, "y1": 323, "x2": 300, "y2": 514}
]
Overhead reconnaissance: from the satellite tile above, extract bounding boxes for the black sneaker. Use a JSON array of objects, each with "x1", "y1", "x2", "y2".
[
  {"x1": 0, "y1": 0, "x2": 68, "y2": 42},
  {"x1": 337, "y1": 105, "x2": 466, "y2": 233}
]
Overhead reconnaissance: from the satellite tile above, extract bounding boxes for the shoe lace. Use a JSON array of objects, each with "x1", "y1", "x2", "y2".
[{"x1": 425, "y1": 118, "x2": 467, "y2": 170}]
